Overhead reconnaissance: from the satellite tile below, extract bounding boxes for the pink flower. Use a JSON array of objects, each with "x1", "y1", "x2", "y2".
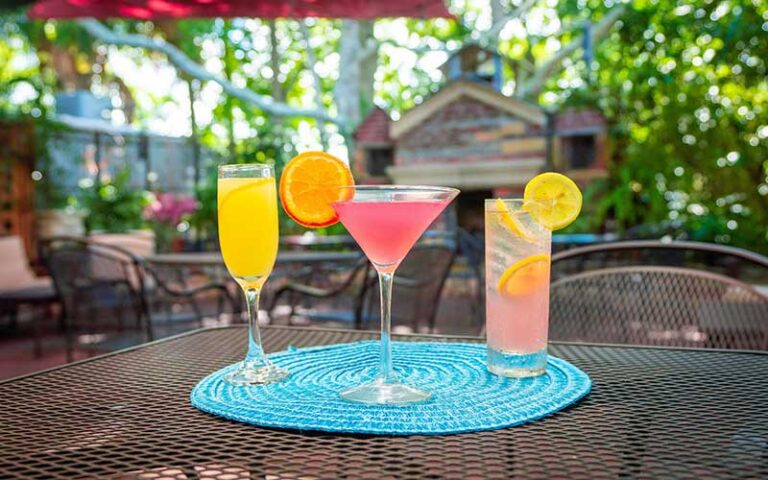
[{"x1": 144, "y1": 192, "x2": 199, "y2": 227}]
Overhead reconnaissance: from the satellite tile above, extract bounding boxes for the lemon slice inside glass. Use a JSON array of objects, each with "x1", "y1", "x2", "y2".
[
  {"x1": 523, "y1": 172, "x2": 583, "y2": 230},
  {"x1": 495, "y1": 198, "x2": 536, "y2": 241},
  {"x1": 497, "y1": 253, "x2": 551, "y2": 297}
]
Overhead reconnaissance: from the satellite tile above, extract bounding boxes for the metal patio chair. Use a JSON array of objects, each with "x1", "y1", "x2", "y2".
[
  {"x1": 361, "y1": 243, "x2": 457, "y2": 333},
  {"x1": 549, "y1": 266, "x2": 768, "y2": 350},
  {"x1": 551, "y1": 240, "x2": 768, "y2": 284},
  {"x1": 457, "y1": 227, "x2": 485, "y2": 328},
  {"x1": 270, "y1": 243, "x2": 456, "y2": 332},
  {"x1": 43, "y1": 237, "x2": 238, "y2": 360},
  {"x1": 0, "y1": 235, "x2": 60, "y2": 356},
  {"x1": 269, "y1": 257, "x2": 373, "y2": 328}
]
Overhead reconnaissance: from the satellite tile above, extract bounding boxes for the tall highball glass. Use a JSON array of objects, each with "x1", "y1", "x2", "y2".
[{"x1": 485, "y1": 199, "x2": 551, "y2": 377}]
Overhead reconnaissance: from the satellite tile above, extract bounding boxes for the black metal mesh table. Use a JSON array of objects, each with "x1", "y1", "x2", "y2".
[{"x1": 2, "y1": 326, "x2": 767, "y2": 479}]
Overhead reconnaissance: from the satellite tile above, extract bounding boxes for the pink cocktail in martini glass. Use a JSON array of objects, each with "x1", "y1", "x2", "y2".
[{"x1": 333, "y1": 185, "x2": 459, "y2": 405}]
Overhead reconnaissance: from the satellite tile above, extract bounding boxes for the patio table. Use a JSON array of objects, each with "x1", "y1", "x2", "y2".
[{"x1": 1, "y1": 325, "x2": 767, "y2": 479}]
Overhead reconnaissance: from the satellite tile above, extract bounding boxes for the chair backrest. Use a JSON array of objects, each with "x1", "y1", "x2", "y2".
[
  {"x1": 457, "y1": 228, "x2": 484, "y2": 273},
  {"x1": 364, "y1": 243, "x2": 456, "y2": 332},
  {"x1": 88, "y1": 231, "x2": 156, "y2": 257},
  {"x1": 552, "y1": 240, "x2": 768, "y2": 284},
  {"x1": 0, "y1": 235, "x2": 38, "y2": 289},
  {"x1": 48, "y1": 236, "x2": 131, "y2": 276},
  {"x1": 550, "y1": 266, "x2": 768, "y2": 350},
  {"x1": 43, "y1": 237, "x2": 146, "y2": 302},
  {"x1": 43, "y1": 237, "x2": 154, "y2": 343}
]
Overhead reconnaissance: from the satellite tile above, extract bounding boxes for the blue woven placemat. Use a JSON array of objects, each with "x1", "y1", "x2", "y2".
[{"x1": 190, "y1": 341, "x2": 591, "y2": 435}]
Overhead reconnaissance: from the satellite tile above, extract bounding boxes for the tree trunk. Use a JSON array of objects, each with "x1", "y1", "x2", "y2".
[
  {"x1": 113, "y1": 76, "x2": 136, "y2": 123},
  {"x1": 334, "y1": 20, "x2": 378, "y2": 156},
  {"x1": 222, "y1": 20, "x2": 237, "y2": 160},
  {"x1": 358, "y1": 20, "x2": 377, "y2": 121},
  {"x1": 38, "y1": 40, "x2": 90, "y2": 92},
  {"x1": 336, "y1": 20, "x2": 362, "y2": 137},
  {"x1": 268, "y1": 21, "x2": 283, "y2": 103},
  {"x1": 268, "y1": 20, "x2": 287, "y2": 166},
  {"x1": 300, "y1": 21, "x2": 328, "y2": 150},
  {"x1": 490, "y1": 0, "x2": 504, "y2": 27}
]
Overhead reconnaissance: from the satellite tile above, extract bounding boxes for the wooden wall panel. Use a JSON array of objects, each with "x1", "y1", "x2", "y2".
[{"x1": 0, "y1": 121, "x2": 36, "y2": 260}]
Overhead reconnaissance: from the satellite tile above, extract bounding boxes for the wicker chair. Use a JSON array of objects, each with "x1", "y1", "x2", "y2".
[
  {"x1": 44, "y1": 237, "x2": 238, "y2": 359},
  {"x1": 550, "y1": 266, "x2": 768, "y2": 350}
]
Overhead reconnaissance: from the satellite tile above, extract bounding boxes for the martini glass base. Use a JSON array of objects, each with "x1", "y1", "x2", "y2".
[
  {"x1": 341, "y1": 378, "x2": 432, "y2": 405},
  {"x1": 224, "y1": 362, "x2": 289, "y2": 386}
]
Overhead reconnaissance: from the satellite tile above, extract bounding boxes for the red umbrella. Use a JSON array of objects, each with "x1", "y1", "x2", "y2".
[{"x1": 28, "y1": 0, "x2": 453, "y2": 19}]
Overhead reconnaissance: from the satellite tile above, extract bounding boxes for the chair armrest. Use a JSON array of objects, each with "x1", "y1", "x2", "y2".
[
  {"x1": 273, "y1": 282, "x2": 340, "y2": 300},
  {"x1": 392, "y1": 276, "x2": 423, "y2": 288},
  {"x1": 141, "y1": 261, "x2": 239, "y2": 311},
  {"x1": 268, "y1": 258, "x2": 372, "y2": 315},
  {"x1": 164, "y1": 281, "x2": 231, "y2": 298}
]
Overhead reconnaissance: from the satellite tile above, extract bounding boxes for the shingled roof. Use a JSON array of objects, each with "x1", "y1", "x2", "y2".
[
  {"x1": 354, "y1": 107, "x2": 392, "y2": 145},
  {"x1": 389, "y1": 81, "x2": 546, "y2": 140}
]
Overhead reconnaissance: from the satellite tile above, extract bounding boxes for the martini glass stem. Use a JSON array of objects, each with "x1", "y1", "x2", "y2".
[{"x1": 377, "y1": 271, "x2": 396, "y2": 383}]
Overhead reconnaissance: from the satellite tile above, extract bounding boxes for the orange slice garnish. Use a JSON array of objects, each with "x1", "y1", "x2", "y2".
[
  {"x1": 279, "y1": 151, "x2": 355, "y2": 228},
  {"x1": 497, "y1": 254, "x2": 551, "y2": 297}
]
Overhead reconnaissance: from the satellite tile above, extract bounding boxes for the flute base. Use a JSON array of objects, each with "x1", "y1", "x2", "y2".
[
  {"x1": 340, "y1": 377, "x2": 431, "y2": 405},
  {"x1": 224, "y1": 361, "x2": 289, "y2": 386}
]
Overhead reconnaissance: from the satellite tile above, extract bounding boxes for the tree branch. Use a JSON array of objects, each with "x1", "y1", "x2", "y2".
[
  {"x1": 479, "y1": 0, "x2": 538, "y2": 48},
  {"x1": 377, "y1": 0, "x2": 536, "y2": 56},
  {"x1": 518, "y1": 5, "x2": 626, "y2": 98},
  {"x1": 376, "y1": 38, "x2": 450, "y2": 55},
  {"x1": 77, "y1": 18, "x2": 343, "y2": 126}
]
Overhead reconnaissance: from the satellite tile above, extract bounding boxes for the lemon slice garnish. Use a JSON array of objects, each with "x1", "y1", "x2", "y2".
[{"x1": 523, "y1": 172, "x2": 582, "y2": 230}]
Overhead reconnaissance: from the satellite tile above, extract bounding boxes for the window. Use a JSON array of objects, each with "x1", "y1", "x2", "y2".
[
  {"x1": 563, "y1": 135, "x2": 596, "y2": 169},
  {"x1": 365, "y1": 147, "x2": 394, "y2": 177}
]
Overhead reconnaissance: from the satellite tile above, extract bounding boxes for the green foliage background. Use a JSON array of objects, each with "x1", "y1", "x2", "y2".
[
  {"x1": 554, "y1": 1, "x2": 767, "y2": 255},
  {"x1": 80, "y1": 168, "x2": 151, "y2": 233},
  {"x1": 1, "y1": 1, "x2": 766, "y2": 253}
]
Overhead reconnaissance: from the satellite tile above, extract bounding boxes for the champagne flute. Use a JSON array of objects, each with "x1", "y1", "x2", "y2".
[{"x1": 218, "y1": 163, "x2": 289, "y2": 385}]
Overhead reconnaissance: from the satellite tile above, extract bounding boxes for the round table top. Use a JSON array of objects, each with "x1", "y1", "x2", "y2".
[{"x1": 146, "y1": 250, "x2": 361, "y2": 266}]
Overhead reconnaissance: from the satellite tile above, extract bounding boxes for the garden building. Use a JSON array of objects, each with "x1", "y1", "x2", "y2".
[{"x1": 353, "y1": 46, "x2": 609, "y2": 230}]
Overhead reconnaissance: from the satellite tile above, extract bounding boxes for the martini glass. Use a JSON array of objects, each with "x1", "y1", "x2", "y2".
[{"x1": 333, "y1": 185, "x2": 459, "y2": 405}]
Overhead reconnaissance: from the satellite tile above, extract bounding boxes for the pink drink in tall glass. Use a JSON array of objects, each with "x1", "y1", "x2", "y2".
[{"x1": 485, "y1": 199, "x2": 552, "y2": 377}]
